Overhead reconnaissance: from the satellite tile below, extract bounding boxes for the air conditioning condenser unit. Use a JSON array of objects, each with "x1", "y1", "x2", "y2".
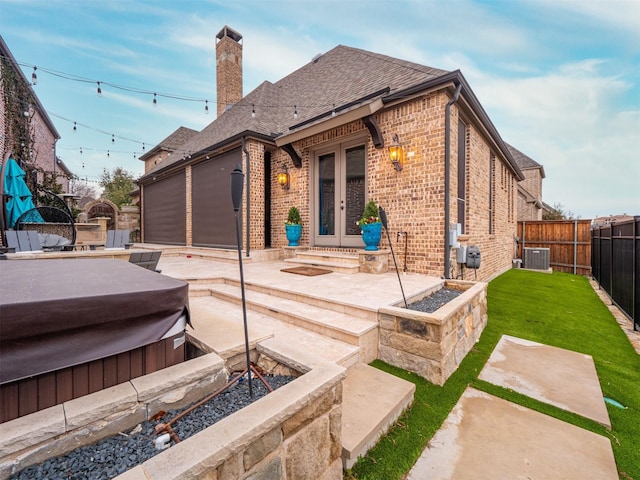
[{"x1": 523, "y1": 247, "x2": 550, "y2": 270}]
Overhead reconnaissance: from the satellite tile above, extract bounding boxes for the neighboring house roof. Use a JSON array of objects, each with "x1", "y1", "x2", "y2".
[
  {"x1": 140, "y1": 45, "x2": 523, "y2": 182},
  {"x1": 138, "y1": 126, "x2": 198, "y2": 162},
  {"x1": 506, "y1": 143, "x2": 545, "y2": 178},
  {"x1": 0, "y1": 35, "x2": 61, "y2": 140}
]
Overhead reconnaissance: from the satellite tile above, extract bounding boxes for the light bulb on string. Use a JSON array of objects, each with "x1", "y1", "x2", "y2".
[
  {"x1": 205, "y1": 100, "x2": 209, "y2": 114},
  {"x1": 107, "y1": 150, "x2": 110, "y2": 158},
  {"x1": 153, "y1": 93, "x2": 157, "y2": 107},
  {"x1": 332, "y1": 104, "x2": 336, "y2": 117},
  {"x1": 111, "y1": 134, "x2": 115, "y2": 144},
  {"x1": 80, "y1": 147, "x2": 83, "y2": 155},
  {"x1": 31, "y1": 66, "x2": 37, "y2": 85},
  {"x1": 142, "y1": 143, "x2": 145, "y2": 151},
  {"x1": 73, "y1": 121, "x2": 77, "y2": 132},
  {"x1": 97, "y1": 81, "x2": 102, "y2": 96},
  {"x1": 293, "y1": 105, "x2": 298, "y2": 119},
  {"x1": 251, "y1": 104, "x2": 256, "y2": 118}
]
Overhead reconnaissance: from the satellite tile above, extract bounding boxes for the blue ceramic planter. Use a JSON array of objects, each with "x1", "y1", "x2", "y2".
[
  {"x1": 285, "y1": 224, "x2": 302, "y2": 246},
  {"x1": 361, "y1": 222, "x2": 382, "y2": 251}
]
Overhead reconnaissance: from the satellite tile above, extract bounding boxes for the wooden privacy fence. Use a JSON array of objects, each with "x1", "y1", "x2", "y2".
[{"x1": 517, "y1": 220, "x2": 592, "y2": 275}]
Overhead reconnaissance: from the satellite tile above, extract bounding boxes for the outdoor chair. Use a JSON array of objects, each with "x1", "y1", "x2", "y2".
[
  {"x1": 128, "y1": 250, "x2": 162, "y2": 273},
  {"x1": 105, "y1": 229, "x2": 132, "y2": 250},
  {"x1": 5, "y1": 230, "x2": 43, "y2": 252}
]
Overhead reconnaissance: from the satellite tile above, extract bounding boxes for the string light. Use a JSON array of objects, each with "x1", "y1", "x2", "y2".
[
  {"x1": 152, "y1": 93, "x2": 157, "y2": 107},
  {"x1": 111, "y1": 134, "x2": 115, "y2": 143},
  {"x1": 142, "y1": 143, "x2": 145, "y2": 151},
  {"x1": 205, "y1": 100, "x2": 209, "y2": 114},
  {"x1": 107, "y1": 150, "x2": 110, "y2": 158},
  {"x1": 251, "y1": 104, "x2": 256, "y2": 118},
  {"x1": 332, "y1": 104, "x2": 336, "y2": 117},
  {"x1": 12, "y1": 59, "x2": 365, "y2": 114},
  {"x1": 293, "y1": 105, "x2": 298, "y2": 119},
  {"x1": 73, "y1": 121, "x2": 77, "y2": 132},
  {"x1": 31, "y1": 66, "x2": 37, "y2": 85}
]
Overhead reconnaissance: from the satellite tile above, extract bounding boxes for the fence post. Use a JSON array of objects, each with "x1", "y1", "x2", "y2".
[{"x1": 573, "y1": 220, "x2": 578, "y2": 275}]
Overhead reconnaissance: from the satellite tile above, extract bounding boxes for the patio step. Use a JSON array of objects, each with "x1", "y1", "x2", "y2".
[
  {"x1": 341, "y1": 363, "x2": 415, "y2": 469},
  {"x1": 285, "y1": 250, "x2": 360, "y2": 274},
  {"x1": 187, "y1": 296, "x2": 360, "y2": 368},
  {"x1": 194, "y1": 282, "x2": 379, "y2": 364}
]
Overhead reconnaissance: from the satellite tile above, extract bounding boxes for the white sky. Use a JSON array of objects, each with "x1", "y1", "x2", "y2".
[{"x1": 1, "y1": 0, "x2": 638, "y2": 218}]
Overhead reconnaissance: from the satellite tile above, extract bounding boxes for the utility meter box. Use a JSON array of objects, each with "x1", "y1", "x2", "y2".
[
  {"x1": 456, "y1": 245, "x2": 467, "y2": 264},
  {"x1": 466, "y1": 245, "x2": 481, "y2": 269}
]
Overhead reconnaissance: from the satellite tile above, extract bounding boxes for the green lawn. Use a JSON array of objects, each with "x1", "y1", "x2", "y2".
[{"x1": 345, "y1": 269, "x2": 640, "y2": 480}]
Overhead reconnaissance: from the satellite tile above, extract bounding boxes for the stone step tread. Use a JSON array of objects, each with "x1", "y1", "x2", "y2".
[
  {"x1": 188, "y1": 296, "x2": 359, "y2": 367},
  {"x1": 258, "y1": 336, "x2": 359, "y2": 370},
  {"x1": 207, "y1": 283, "x2": 377, "y2": 337},
  {"x1": 283, "y1": 258, "x2": 360, "y2": 272},
  {"x1": 295, "y1": 250, "x2": 359, "y2": 261},
  {"x1": 341, "y1": 363, "x2": 416, "y2": 469}
]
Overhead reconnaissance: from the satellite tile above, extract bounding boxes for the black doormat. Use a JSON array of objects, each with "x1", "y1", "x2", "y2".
[{"x1": 280, "y1": 266, "x2": 333, "y2": 276}]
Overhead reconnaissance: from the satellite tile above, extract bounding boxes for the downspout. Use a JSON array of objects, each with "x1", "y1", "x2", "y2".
[
  {"x1": 444, "y1": 83, "x2": 462, "y2": 279},
  {"x1": 242, "y1": 136, "x2": 251, "y2": 257}
]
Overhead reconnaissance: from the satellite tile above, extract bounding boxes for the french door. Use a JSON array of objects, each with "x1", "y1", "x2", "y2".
[{"x1": 314, "y1": 141, "x2": 367, "y2": 247}]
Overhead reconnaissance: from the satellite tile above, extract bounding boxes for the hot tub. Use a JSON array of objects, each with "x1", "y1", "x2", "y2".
[{"x1": 0, "y1": 258, "x2": 190, "y2": 423}]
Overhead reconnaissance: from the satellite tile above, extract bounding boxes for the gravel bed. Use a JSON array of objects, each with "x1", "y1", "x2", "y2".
[
  {"x1": 406, "y1": 288, "x2": 462, "y2": 313},
  {"x1": 11, "y1": 374, "x2": 295, "y2": 480}
]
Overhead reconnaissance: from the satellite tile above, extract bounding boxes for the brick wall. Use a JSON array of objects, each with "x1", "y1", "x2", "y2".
[
  {"x1": 1, "y1": 63, "x2": 64, "y2": 192},
  {"x1": 261, "y1": 90, "x2": 518, "y2": 281}
]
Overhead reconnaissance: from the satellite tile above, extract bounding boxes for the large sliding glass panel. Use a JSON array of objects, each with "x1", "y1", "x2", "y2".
[
  {"x1": 344, "y1": 146, "x2": 366, "y2": 236},
  {"x1": 318, "y1": 153, "x2": 335, "y2": 236}
]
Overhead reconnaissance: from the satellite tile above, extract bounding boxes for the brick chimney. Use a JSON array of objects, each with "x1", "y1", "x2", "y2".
[{"x1": 215, "y1": 26, "x2": 243, "y2": 117}]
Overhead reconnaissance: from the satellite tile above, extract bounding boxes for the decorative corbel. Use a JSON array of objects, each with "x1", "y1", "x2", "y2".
[{"x1": 281, "y1": 144, "x2": 302, "y2": 168}]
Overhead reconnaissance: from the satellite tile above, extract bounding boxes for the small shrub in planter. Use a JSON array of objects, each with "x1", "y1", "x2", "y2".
[{"x1": 285, "y1": 206, "x2": 302, "y2": 246}]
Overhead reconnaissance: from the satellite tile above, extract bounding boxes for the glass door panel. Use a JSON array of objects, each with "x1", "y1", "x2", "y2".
[
  {"x1": 314, "y1": 142, "x2": 367, "y2": 247},
  {"x1": 343, "y1": 145, "x2": 366, "y2": 239},
  {"x1": 318, "y1": 153, "x2": 336, "y2": 237}
]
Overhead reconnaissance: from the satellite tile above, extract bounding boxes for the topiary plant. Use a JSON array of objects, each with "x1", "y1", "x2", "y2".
[
  {"x1": 285, "y1": 206, "x2": 301, "y2": 225},
  {"x1": 358, "y1": 200, "x2": 380, "y2": 227}
]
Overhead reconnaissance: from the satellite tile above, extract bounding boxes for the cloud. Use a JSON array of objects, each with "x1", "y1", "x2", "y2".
[{"x1": 467, "y1": 59, "x2": 640, "y2": 217}]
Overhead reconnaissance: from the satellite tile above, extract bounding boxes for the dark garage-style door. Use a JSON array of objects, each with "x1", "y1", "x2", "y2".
[
  {"x1": 192, "y1": 149, "x2": 241, "y2": 248},
  {"x1": 143, "y1": 172, "x2": 186, "y2": 245}
]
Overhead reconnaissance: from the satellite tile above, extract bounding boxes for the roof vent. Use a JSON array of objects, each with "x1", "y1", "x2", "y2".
[{"x1": 312, "y1": 53, "x2": 322, "y2": 63}]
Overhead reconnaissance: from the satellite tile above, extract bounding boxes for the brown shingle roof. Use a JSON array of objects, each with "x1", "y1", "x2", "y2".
[
  {"x1": 139, "y1": 126, "x2": 198, "y2": 162},
  {"x1": 140, "y1": 45, "x2": 524, "y2": 181},
  {"x1": 506, "y1": 143, "x2": 545, "y2": 177},
  {"x1": 141, "y1": 46, "x2": 450, "y2": 179}
]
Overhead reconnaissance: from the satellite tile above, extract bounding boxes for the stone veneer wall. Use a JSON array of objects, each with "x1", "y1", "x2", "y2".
[
  {"x1": 0, "y1": 354, "x2": 227, "y2": 479},
  {"x1": 1, "y1": 354, "x2": 345, "y2": 480},
  {"x1": 377, "y1": 280, "x2": 488, "y2": 385},
  {"x1": 119, "y1": 362, "x2": 345, "y2": 480}
]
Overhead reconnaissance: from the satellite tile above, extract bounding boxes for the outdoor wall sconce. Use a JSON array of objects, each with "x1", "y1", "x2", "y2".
[
  {"x1": 388, "y1": 134, "x2": 404, "y2": 172},
  {"x1": 277, "y1": 164, "x2": 290, "y2": 189}
]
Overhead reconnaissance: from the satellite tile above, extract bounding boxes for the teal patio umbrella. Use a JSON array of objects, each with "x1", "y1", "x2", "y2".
[{"x1": 2, "y1": 157, "x2": 43, "y2": 229}]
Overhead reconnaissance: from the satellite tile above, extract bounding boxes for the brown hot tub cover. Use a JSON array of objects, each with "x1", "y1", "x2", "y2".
[{"x1": 0, "y1": 258, "x2": 190, "y2": 384}]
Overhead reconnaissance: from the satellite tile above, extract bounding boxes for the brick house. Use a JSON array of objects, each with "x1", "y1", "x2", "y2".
[
  {"x1": 507, "y1": 143, "x2": 545, "y2": 221},
  {"x1": 0, "y1": 36, "x2": 69, "y2": 193},
  {"x1": 138, "y1": 26, "x2": 524, "y2": 281}
]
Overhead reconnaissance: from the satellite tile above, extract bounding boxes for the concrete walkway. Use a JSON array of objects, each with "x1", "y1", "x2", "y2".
[{"x1": 407, "y1": 334, "x2": 618, "y2": 479}]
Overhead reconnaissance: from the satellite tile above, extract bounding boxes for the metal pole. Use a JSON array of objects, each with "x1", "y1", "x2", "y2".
[
  {"x1": 379, "y1": 206, "x2": 408, "y2": 308},
  {"x1": 573, "y1": 220, "x2": 578, "y2": 275},
  {"x1": 231, "y1": 165, "x2": 253, "y2": 397}
]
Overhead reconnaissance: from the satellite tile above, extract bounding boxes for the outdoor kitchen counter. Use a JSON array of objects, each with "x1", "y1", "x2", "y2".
[{"x1": 0, "y1": 258, "x2": 189, "y2": 385}]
